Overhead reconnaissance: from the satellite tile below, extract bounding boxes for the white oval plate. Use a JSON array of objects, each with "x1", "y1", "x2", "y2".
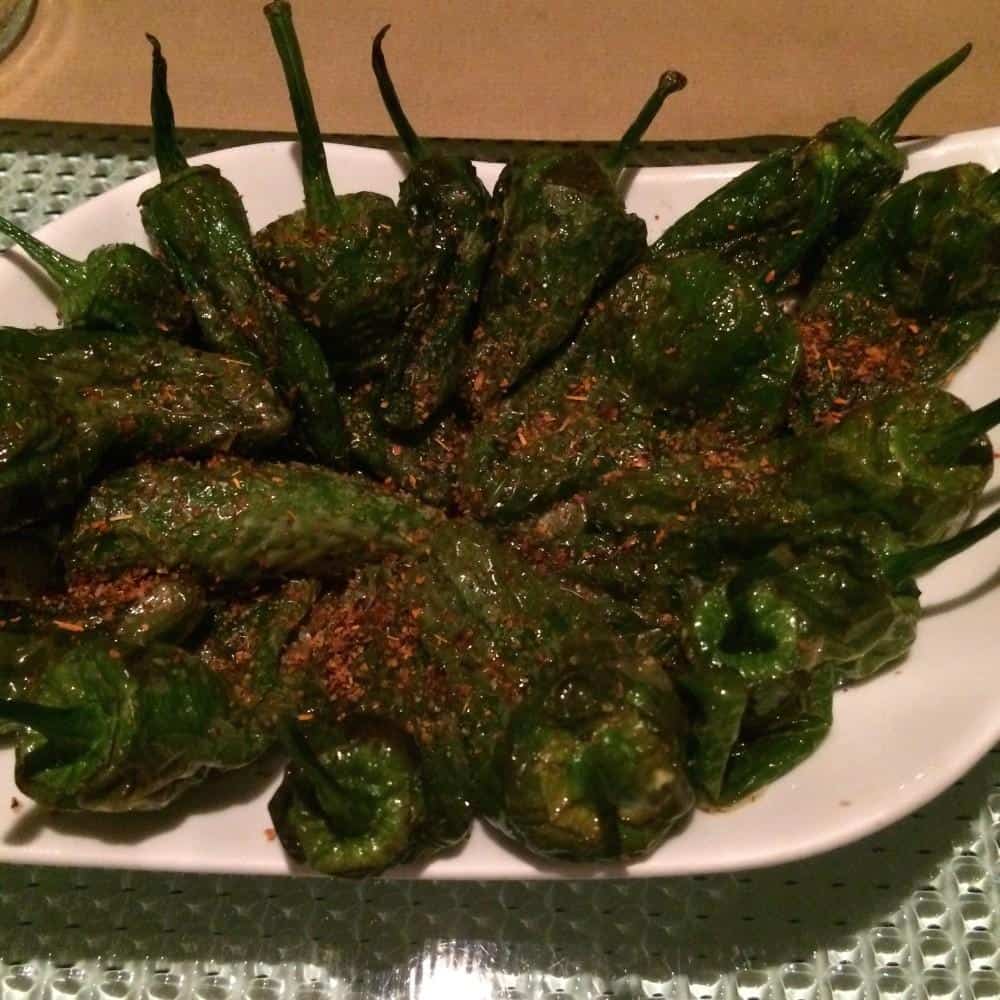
[{"x1": 0, "y1": 133, "x2": 998, "y2": 879}]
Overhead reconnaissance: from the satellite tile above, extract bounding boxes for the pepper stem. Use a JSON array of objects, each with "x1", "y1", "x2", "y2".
[
  {"x1": 146, "y1": 35, "x2": 189, "y2": 180},
  {"x1": 605, "y1": 70, "x2": 687, "y2": 174},
  {"x1": 264, "y1": 1, "x2": 340, "y2": 226},
  {"x1": 927, "y1": 396, "x2": 1000, "y2": 465},
  {"x1": 0, "y1": 699, "x2": 94, "y2": 746},
  {"x1": 280, "y1": 724, "x2": 374, "y2": 836},
  {"x1": 871, "y1": 44, "x2": 972, "y2": 142},
  {"x1": 884, "y1": 506, "x2": 1000, "y2": 583},
  {"x1": 0, "y1": 216, "x2": 84, "y2": 288},
  {"x1": 371, "y1": 25, "x2": 428, "y2": 162}
]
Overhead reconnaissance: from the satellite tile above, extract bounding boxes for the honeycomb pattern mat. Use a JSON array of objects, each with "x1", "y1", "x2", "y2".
[{"x1": 0, "y1": 122, "x2": 997, "y2": 1000}]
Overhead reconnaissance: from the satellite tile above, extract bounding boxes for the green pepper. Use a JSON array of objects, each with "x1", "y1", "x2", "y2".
[
  {"x1": 496, "y1": 667, "x2": 693, "y2": 861},
  {"x1": 652, "y1": 46, "x2": 971, "y2": 291},
  {"x1": 139, "y1": 35, "x2": 345, "y2": 464},
  {"x1": 0, "y1": 328, "x2": 291, "y2": 528},
  {"x1": 0, "y1": 571, "x2": 207, "y2": 738},
  {"x1": 779, "y1": 387, "x2": 999, "y2": 546},
  {"x1": 37, "y1": 572, "x2": 207, "y2": 648},
  {"x1": 795, "y1": 164, "x2": 1000, "y2": 426},
  {"x1": 371, "y1": 26, "x2": 497, "y2": 430},
  {"x1": 198, "y1": 577, "x2": 320, "y2": 756},
  {"x1": 269, "y1": 527, "x2": 692, "y2": 874},
  {"x1": 343, "y1": 391, "x2": 463, "y2": 507},
  {"x1": 541, "y1": 384, "x2": 996, "y2": 547},
  {"x1": 517, "y1": 385, "x2": 998, "y2": 632},
  {"x1": 255, "y1": 3, "x2": 417, "y2": 370},
  {"x1": 579, "y1": 251, "x2": 801, "y2": 433},
  {"x1": 0, "y1": 629, "x2": 68, "y2": 738},
  {"x1": 0, "y1": 217, "x2": 192, "y2": 337},
  {"x1": 461, "y1": 70, "x2": 687, "y2": 413},
  {"x1": 458, "y1": 251, "x2": 797, "y2": 522},
  {"x1": 681, "y1": 508, "x2": 1000, "y2": 804},
  {"x1": 0, "y1": 575, "x2": 321, "y2": 810},
  {"x1": 0, "y1": 637, "x2": 262, "y2": 811},
  {"x1": 66, "y1": 456, "x2": 439, "y2": 584}
]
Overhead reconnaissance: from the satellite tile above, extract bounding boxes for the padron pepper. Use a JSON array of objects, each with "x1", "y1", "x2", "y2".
[
  {"x1": 0, "y1": 327, "x2": 291, "y2": 528},
  {"x1": 795, "y1": 164, "x2": 1000, "y2": 426},
  {"x1": 778, "y1": 387, "x2": 1000, "y2": 547},
  {"x1": 268, "y1": 527, "x2": 693, "y2": 875},
  {"x1": 516, "y1": 386, "x2": 999, "y2": 623},
  {"x1": 66, "y1": 456, "x2": 439, "y2": 584},
  {"x1": 0, "y1": 579, "x2": 320, "y2": 811},
  {"x1": 0, "y1": 572, "x2": 206, "y2": 735},
  {"x1": 652, "y1": 46, "x2": 972, "y2": 291},
  {"x1": 197, "y1": 577, "x2": 321, "y2": 758},
  {"x1": 371, "y1": 26, "x2": 497, "y2": 430},
  {"x1": 255, "y1": 2, "x2": 417, "y2": 370},
  {"x1": 344, "y1": 397, "x2": 463, "y2": 507},
  {"x1": 0, "y1": 216, "x2": 192, "y2": 336},
  {"x1": 139, "y1": 35, "x2": 346, "y2": 464},
  {"x1": 461, "y1": 69, "x2": 687, "y2": 413},
  {"x1": 23, "y1": 572, "x2": 207, "y2": 648},
  {"x1": 0, "y1": 638, "x2": 264, "y2": 811},
  {"x1": 0, "y1": 630, "x2": 69, "y2": 738},
  {"x1": 681, "y1": 508, "x2": 1000, "y2": 805},
  {"x1": 459, "y1": 250, "x2": 799, "y2": 522}
]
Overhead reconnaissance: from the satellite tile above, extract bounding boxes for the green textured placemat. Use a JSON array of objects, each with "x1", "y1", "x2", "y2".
[{"x1": 0, "y1": 122, "x2": 997, "y2": 1000}]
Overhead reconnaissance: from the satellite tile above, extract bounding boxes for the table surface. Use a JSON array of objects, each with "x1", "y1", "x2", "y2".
[{"x1": 0, "y1": 122, "x2": 998, "y2": 1000}]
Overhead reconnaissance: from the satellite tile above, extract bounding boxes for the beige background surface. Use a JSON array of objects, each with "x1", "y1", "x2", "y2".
[{"x1": 0, "y1": 1, "x2": 997, "y2": 140}]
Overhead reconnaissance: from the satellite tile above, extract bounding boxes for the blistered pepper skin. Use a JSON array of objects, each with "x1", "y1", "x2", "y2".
[
  {"x1": 1, "y1": 639, "x2": 257, "y2": 811},
  {"x1": 462, "y1": 151, "x2": 648, "y2": 412},
  {"x1": 255, "y1": 3, "x2": 417, "y2": 371},
  {"x1": 254, "y1": 195, "x2": 418, "y2": 366},
  {"x1": 459, "y1": 252, "x2": 800, "y2": 523},
  {"x1": 140, "y1": 36, "x2": 346, "y2": 464},
  {"x1": 269, "y1": 526, "x2": 694, "y2": 873},
  {"x1": 66, "y1": 457, "x2": 439, "y2": 584},
  {"x1": 460, "y1": 71, "x2": 687, "y2": 414},
  {"x1": 0, "y1": 329, "x2": 291, "y2": 529},
  {"x1": 0, "y1": 216, "x2": 192, "y2": 337},
  {"x1": 653, "y1": 47, "x2": 972, "y2": 291},
  {"x1": 796, "y1": 165, "x2": 1000, "y2": 425},
  {"x1": 678, "y1": 506, "x2": 1000, "y2": 805}
]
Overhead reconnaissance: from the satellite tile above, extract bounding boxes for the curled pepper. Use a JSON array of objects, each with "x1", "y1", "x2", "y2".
[
  {"x1": 496, "y1": 667, "x2": 693, "y2": 862},
  {"x1": 682, "y1": 508, "x2": 1000, "y2": 804},
  {"x1": 269, "y1": 719, "x2": 433, "y2": 877},
  {"x1": 139, "y1": 35, "x2": 345, "y2": 463},
  {"x1": 461, "y1": 69, "x2": 687, "y2": 413},
  {"x1": 0, "y1": 577, "x2": 318, "y2": 810},
  {"x1": 0, "y1": 638, "x2": 261, "y2": 811},
  {"x1": 0, "y1": 572, "x2": 206, "y2": 734},
  {"x1": 255, "y1": 2, "x2": 417, "y2": 370},
  {"x1": 0, "y1": 216, "x2": 192, "y2": 337},
  {"x1": 269, "y1": 526, "x2": 692, "y2": 874},
  {"x1": 653, "y1": 46, "x2": 972, "y2": 291},
  {"x1": 372, "y1": 26, "x2": 497, "y2": 430}
]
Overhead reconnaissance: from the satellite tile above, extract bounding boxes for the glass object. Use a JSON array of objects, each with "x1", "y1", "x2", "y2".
[{"x1": 0, "y1": 0, "x2": 36, "y2": 62}]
